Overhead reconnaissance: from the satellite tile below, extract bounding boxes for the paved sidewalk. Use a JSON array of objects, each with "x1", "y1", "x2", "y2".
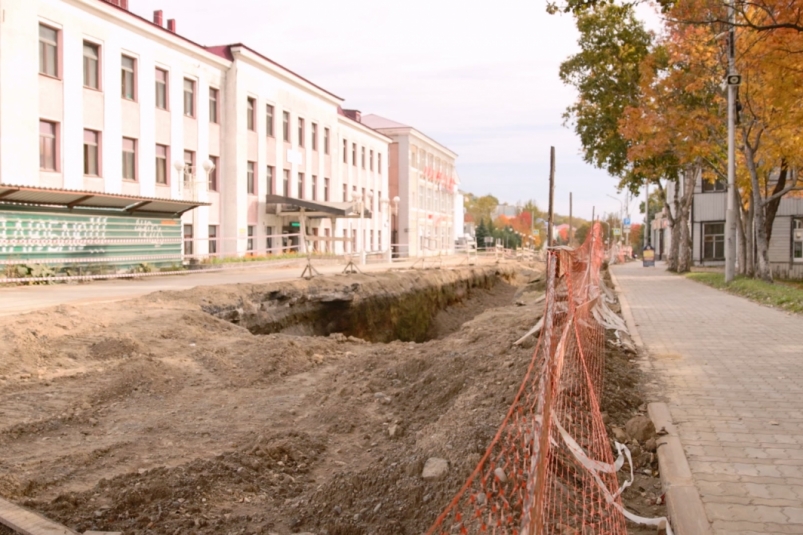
[
  {"x1": 613, "y1": 262, "x2": 803, "y2": 535},
  {"x1": 0, "y1": 255, "x2": 487, "y2": 317}
]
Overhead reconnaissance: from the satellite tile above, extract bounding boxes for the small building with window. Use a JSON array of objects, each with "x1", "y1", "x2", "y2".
[{"x1": 654, "y1": 174, "x2": 803, "y2": 279}]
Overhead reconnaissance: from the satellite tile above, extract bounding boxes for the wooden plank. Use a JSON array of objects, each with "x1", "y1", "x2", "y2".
[{"x1": 0, "y1": 497, "x2": 79, "y2": 535}]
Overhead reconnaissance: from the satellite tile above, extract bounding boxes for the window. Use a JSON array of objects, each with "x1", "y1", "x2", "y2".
[
  {"x1": 282, "y1": 111, "x2": 290, "y2": 141},
  {"x1": 209, "y1": 225, "x2": 218, "y2": 255},
  {"x1": 311, "y1": 175, "x2": 317, "y2": 201},
  {"x1": 184, "y1": 150, "x2": 194, "y2": 173},
  {"x1": 378, "y1": 153, "x2": 382, "y2": 174},
  {"x1": 266, "y1": 105, "x2": 275, "y2": 137},
  {"x1": 247, "y1": 226, "x2": 254, "y2": 253},
  {"x1": 247, "y1": 161, "x2": 256, "y2": 195},
  {"x1": 298, "y1": 118, "x2": 305, "y2": 147},
  {"x1": 324, "y1": 177, "x2": 330, "y2": 201},
  {"x1": 794, "y1": 219, "x2": 803, "y2": 262},
  {"x1": 298, "y1": 172, "x2": 304, "y2": 199},
  {"x1": 155, "y1": 68, "x2": 168, "y2": 109},
  {"x1": 121, "y1": 56, "x2": 136, "y2": 100},
  {"x1": 83, "y1": 130, "x2": 100, "y2": 176},
  {"x1": 702, "y1": 223, "x2": 725, "y2": 260},
  {"x1": 122, "y1": 138, "x2": 137, "y2": 180},
  {"x1": 343, "y1": 139, "x2": 348, "y2": 163},
  {"x1": 343, "y1": 184, "x2": 348, "y2": 201},
  {"x1": 209, "y1": 88, "x2": 219, "y2": 123},
  {"x1": 324, "y1": 128, "x2": 330, "y2": 155},
  {"x1": 266, "y1": 165, "x2": 275, "y2": 194},
  {"x1": 283, "y1": 169, "x2": 290, "y2": 195},
  {"x1": 39, "y1": 121, "x2": 57, "y2": 171},
  {"x1": 208, "y1": 156, "x2": 218, "y2": 191},
  {"x1": 309, "y1": 123, "x2": 318, "y2": 151},
  {"x1": 83, "y1": 42, "x2": 99, "y2": 89},
  {"x1": 361, "y1": 147, "x2": 366, "y2": 169},
  {"x1": 156, "y1": 144, "x2": 168, "y2": 184},
  {"x1": 247, "y1": 97, "x2": 256, "y2": 131},
  {"x1": 352, "y1": 143, "x2": 357, "y2": 166},
  {"x1": 39, "y1": 25, "x2": 58, "y2": 77},
  {"x1": 183, "y1": 78, "x2": 195, "y2": 117},
  {"x1": 702, "y1": 179, "x2": 726, "y2": 192},
  {"x1": 184, "y1": 224, "x2": 194, "y2": 256},
  {"x1": 370, "y1": 150, "x2": 374, "y2": 171},
  {"x1": 266, "y1": 226, "x2": 274, "y2": 252}
]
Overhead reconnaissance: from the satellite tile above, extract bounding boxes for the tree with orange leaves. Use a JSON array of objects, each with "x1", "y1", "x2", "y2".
[{"x1": 619, "y1": 19, "x2": 726, "y2": 272}]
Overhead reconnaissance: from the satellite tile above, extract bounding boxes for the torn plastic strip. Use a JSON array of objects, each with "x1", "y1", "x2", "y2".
[{"x1": 552, "y1": 416, "x2": 674, "y2": 535}]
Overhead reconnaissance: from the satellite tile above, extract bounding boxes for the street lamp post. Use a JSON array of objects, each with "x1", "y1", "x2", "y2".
[
  {"x1": 606, "y1": 194, "x2": 624, "y2": 245},
  {"x1": 381, "y1": 196, "x2": 399, "y2": 262},
  {"x1": 724, "y1": 0, "x2": 738, "y2": 283}
]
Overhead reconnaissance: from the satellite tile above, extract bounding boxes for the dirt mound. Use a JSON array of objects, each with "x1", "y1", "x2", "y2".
[{"x1": 0, "y1": 263, "x2": 661, "y2": 533}]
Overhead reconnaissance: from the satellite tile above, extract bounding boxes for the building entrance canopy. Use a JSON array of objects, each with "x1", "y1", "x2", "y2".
[
  {"x1": 0, "y1": 184, "x2": 208, "y2": 216},
  {"x1": 264, "y1": 194, "x2": 372, "y2": 219}
]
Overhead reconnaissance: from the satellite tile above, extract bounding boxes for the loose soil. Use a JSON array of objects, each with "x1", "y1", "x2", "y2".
[{"x1": 0, "y1": 263, "x2": 662, "y2": 535}]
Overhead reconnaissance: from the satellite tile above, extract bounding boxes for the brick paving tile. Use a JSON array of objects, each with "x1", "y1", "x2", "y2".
[{"x1": 613, "y1": 262, "x2": 803, "y2": 533}]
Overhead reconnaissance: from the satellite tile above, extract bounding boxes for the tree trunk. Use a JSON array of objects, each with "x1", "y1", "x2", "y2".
[
  {"x1": 746, "y1": 195, "x2": 755, "y2": 277},
  {"x1": 736, "y1": 183, "x2": 748, "y2": 276},
  {"x1": 764, "y1": 160, "x2": 787, "y2": 245},
  {"x1": 665, "y1": 179, "x2": 680, "y2": 272},
  {"x1": 743, "y1": 135, "x2": 772, "y2": 282},
  {"x1": 676, "y1": 167, "x2": 697, "y2": 273}
]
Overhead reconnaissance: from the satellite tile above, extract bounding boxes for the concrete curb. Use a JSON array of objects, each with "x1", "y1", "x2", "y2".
[
  {"x1": 649, "y1": 403, "x2": 713, "y2": 535},
  {"x1": 608, "y1": 267, "x2": 712, "y2": 535}
]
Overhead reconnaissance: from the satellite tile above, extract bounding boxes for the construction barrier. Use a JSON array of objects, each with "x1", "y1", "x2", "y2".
[{"x1": 426, "y1": 222, "x2": 671, "y2": 535}]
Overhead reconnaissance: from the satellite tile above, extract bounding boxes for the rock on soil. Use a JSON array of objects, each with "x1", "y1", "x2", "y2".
[
  {"x1": 421, "y1": 458, "x2": 449, "y2": 480},
  {"x1": 625, "y1": 415, "x2": 657, "y2": 443}
]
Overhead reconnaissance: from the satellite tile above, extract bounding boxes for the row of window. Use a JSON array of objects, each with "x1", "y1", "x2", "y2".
[
  {"x1": 43, "y1": 117, "x2": 378, "y2": 202},
  {"x1": 42, "y1": 25, "x2": 211, "y2": 118},
  {"x1": 417, "y1": 182, "x2": 454, "y2": 214},
  {"x1": 410, "y1": 147, "x2": 454, "y2": 177},
  {"x1": 702, "y1": 219, "x2": 803, "y2": 261},
  {"x1": 40, "y1": 119, "x2": 220, "y2": 187},
  {"x1": 43, "y1": 23, "x2": 380, "y2": 167},
  {"x1": 341, "y1": 139, "x2": 382, "y2": 171}
]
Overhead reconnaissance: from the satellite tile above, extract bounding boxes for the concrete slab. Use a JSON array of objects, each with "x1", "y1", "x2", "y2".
[{"x1": 0, "y1": 496, "x2": 79, "y2": 535}]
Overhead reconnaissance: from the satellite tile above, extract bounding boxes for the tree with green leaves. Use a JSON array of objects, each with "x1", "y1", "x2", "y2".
[
  {"x1": 475, "y1": 219, "x2": 489, "y2": 250},
  {"x1": 464, "y1": 194, "x2": 499, "y2": 226},
  {"x1": 558, "y1": 4, "x2": 653, "y2": 191}
]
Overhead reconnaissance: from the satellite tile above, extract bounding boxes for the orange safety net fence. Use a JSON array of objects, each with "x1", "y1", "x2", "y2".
[{"x1": 426, "y1": 222, "x2": 628, "y2": 535}]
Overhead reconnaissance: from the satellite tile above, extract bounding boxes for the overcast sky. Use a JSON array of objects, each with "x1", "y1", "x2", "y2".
[{"x1": 131, "y1": 0, "x2": 657, "y2": 221}]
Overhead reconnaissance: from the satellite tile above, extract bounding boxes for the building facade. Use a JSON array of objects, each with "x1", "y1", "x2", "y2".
[
  {"x1": 1, "y1": 0, "x2": 390, "y2": 266},
  {"x1": 361, "y1": 114, "x2": 459, "y2": 257},
  {"x1": 653, "y1": 175, "x2": 803, "y2": 279}
]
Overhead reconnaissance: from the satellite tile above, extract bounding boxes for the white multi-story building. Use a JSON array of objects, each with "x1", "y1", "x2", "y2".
[
  {"x1": 361, "y1": 114, "x2": 459, "y2": 257},
  {"x1": 0, "y1": 0, "x2": 390, "y2": 268}
]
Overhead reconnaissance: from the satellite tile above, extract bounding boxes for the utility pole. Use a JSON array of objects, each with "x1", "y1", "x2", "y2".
[
  {"x1": 569, "y1": 192, "x2": 573, "y2": 245},
  {"x1": 724, "y1": 0, "x2": 738, "y2": 283},
  {"x1": 547, "y1": 146, "x2": 555, "y2": 247}
]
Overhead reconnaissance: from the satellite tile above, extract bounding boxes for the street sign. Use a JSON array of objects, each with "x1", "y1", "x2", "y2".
[
  {"x1": 623, "y1": 217, "x2": 631, "y2": 226},
  {"x1": 726, "y1": 74, "x2": 742, "y2": 86},
  {"x1": 533, "y1": 229, "x2": 540, "y2": 236},
  {"x1": 613, "y1": 228, "x2": 621, "y2": 237},
  {"x1": 624, "y1": 224, "x2": 631, "y2": 232}
]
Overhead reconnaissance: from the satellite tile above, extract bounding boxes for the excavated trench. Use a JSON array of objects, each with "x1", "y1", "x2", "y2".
[{"x1": 203, "y1": 266, "x2": 523, "y2": 343}]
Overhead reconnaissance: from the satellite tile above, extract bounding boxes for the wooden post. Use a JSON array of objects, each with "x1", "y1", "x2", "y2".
[{"x1": 547, "y1": 147, "x2": 555, "y2": 247}]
